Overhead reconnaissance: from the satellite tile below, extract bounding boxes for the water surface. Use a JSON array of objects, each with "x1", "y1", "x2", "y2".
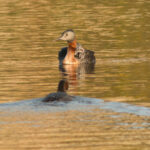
[
  {"x1": 0, "y1": 0, "x2": 149, "y2": 104},
  {"x1": 0, "y1": 0, "x2": 150, "y2": 149},
  {"x1": 0, "y1": 97, "x2": 150, "y2": 150}
]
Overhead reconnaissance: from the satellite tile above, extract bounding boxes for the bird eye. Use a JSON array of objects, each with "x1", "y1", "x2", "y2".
[{"x1": 66, "y1": 33, "x2": 68, "y2": 36}]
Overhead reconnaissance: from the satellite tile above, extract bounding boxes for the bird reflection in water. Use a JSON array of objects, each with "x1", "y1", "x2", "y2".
[{"x1": 59, "y1": 62, "x2": 95, "y2": 85}]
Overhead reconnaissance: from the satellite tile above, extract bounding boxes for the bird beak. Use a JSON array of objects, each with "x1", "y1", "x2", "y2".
[
  {"x1": 54, "y1": 35, "x2": 64, "y2": 41},
  {"x1": 55, "y1": 37, "x2": 61, "y2": 41}
]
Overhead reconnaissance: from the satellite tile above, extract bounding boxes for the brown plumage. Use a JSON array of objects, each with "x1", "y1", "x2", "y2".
[{"x1": 57, "y1": 29, "x2": 96, "y2": 65}]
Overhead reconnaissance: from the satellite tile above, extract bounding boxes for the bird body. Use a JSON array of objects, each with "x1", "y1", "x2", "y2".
[
  {"x1": 57, "y1": 30, "x2": 95, "y2": 65},
  {"x1": 42, "y1": 80, "x2": 73, "y2": 102}
]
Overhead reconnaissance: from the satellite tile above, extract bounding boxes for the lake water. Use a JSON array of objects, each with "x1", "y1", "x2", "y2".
[{"x1": 0, "y1": 0, "x2": 150, "y2": 149}]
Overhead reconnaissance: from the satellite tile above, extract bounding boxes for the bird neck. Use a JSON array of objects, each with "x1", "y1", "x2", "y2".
[
  {"x1": 63, "y1": 39, "x2": 78, "y2": 64},
  {"x1": 57, "y1": 81, "x2": 68, "y2": 92},
  {"x1": 57, "y1": 87, "x2": 65, "y2": 92},
  {"x1": 68, "y1": 39, "x2": 77, "y2": 49},
  {"x1": 57, "y1": 84, "x2": 65, "y2": 92}
]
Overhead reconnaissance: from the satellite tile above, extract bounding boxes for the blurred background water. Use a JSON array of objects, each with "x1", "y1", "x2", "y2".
[
  {"x1": 0, "y1": 0, "x2": 150, "y2": 149},
  {"x1": 0, "y1": 0, "x2": 150, "y2": 105},
  {"x1": 0, "y1": 0, "x2": 150, "y2": 104}
]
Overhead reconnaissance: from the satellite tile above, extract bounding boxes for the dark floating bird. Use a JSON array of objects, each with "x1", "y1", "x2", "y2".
[
  {"x1": 42, "y1": 79, "x2": 74, "y2": 102},
  {"x1": 56, "y1": 29, "x2": 96, "y2": 65}
]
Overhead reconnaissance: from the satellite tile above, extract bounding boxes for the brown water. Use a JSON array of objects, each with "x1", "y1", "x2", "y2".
[{"x1": 0, "y1": 0, "x2": 150, "y2": 149}]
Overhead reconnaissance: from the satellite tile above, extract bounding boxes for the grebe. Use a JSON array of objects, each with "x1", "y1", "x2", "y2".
[
  {"x1": 42, "y1": 79, "x2": 73, "y2": 102},
  {"x1": 57, "y1": 29, "x2": 95, "y2": 65}
]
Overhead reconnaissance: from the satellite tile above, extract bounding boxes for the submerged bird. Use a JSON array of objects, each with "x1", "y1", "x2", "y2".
[
  {"x1": 56, "y1": 29, "x2": 95, "y2": 65},
  {"x1": 42, "y1": 79, "x2": 74, "y2": 102}
]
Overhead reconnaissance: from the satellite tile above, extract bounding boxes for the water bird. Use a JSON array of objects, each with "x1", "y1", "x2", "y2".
[
  {"x1": 56, "y1": 29, "x2": 95, "y2": 65},
  {"x1": 42, "y1": 79, "x2": 74, "y2": 102}
]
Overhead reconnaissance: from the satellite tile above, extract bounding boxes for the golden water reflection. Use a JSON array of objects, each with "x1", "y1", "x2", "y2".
[
  {"x1": 0, "y1": 0, "x2": 150, "y2": 149},
  {"x1": 0, "y1": 0, "x2": 150, "y2": 104},
  {"x1": 0, "y1": 109, "x2": 150, "y2": 150}
]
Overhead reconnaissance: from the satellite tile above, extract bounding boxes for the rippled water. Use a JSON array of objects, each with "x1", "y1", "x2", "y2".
[
  {"x1": 0, "y1": 0, "x2": 150, "y2": 149},
  {"x1": 0, "y1": 0, "x2": 149, "y2": 104},
  {"x1": 0, "y1": 97, "x2": 150, "y2": 149}
]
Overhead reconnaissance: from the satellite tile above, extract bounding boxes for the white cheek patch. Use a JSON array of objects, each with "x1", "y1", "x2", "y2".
[{"x1": 67, "y1": 34, "x2": 72, "y2": 41}]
